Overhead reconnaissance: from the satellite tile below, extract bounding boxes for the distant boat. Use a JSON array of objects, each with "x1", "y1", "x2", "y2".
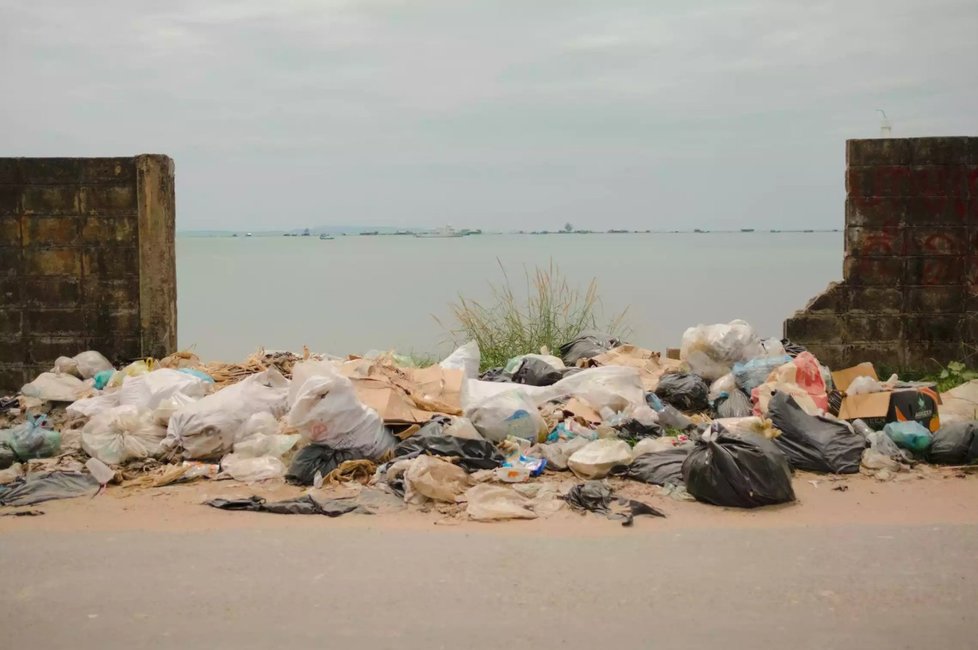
[
  {"x1": 360, "y1": 231, "x2": 379, "y2": 236},
  {"x1": 246, "y1": 232, "x2": 253, "y2": 237},
  {"x1": 319, "y1": 234, "x2": 334, "y2": 240},
  {"x1": 740, "y1": 228, "x2": 755, "y2": 233},
  {"x1": 415, "y1": 226, "x2": 463, "y2": 238}
]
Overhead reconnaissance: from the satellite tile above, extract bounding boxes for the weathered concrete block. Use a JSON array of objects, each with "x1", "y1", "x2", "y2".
[
  {"x1": 24, "y1": 249, "x2": 81, "y2": 276},
  {"x1": 0, "y1": 215, "x2": 20, "y2": 241},
  {"x1": 846, "y1": 314, "x2": 904, "y2": 341},
  {"x1": 848, "y1": 286, "x2": 903, "y2": 313},
  {"x1": 904, "y1": 341, "x2": 967, "y2": 370},
  {"x1": 81, "y1": 247, "x2": 140, "y2": 279},
  {"x1": 21, "y1": 186, "x2": 80, "y2": 214},
  {"x1": 24, "y1": 277, "x2": 82, "y2": 307},
  {"x1": 909, "y1": 137, "x2": 978, "y2": 165},
  {"x1": 82, "y1": 278, "x2": 140, "y2": 306},
  {"x1": 845, "y1": 342, "x2": 905, "y2": 370},
  {"x1": 0, "y1": 186, "x2": 20, "y2": 215},
  {"x1": 904, "y1": 286, "x2": 963, "y2": 313},
  {"x1": 25, "y1": 335, "x2": 84, "y2": 364},
  {"x1": 845, "y1": 197, "x2": 906, "y2": 228},
  {"x1": 801, "y1": 282, "x2": 848, "y2": 312},
  {"x1": 904, "y1": 227, "x2": 967, "y2": 256},
  {"x1": 0, "y1": 247, "x2": 21, "y2": 276},
  {"x1": 22, "y1": 216, "x2": 81, "y2": 246},
  {"x1": 903, "y1": 314, "x2": 963, "y2": 341},
  {"x1": 847, "y1": 139, "x2": 912, "y2": 167},
  {"x1": 80, "y1": 185, "x2": 137, "y2": 215},
  {"x1": 16, "y1": 159, "x2": 83, "y2": 184},
  {"x1": 0, "y1": 364, "x2": 24, "y2": 392},
  {"x1": 80, "y1": 159, "x2": 137, "y2": 184},
  {"x1": 784, "y1": 314, "x2": 845, "y2": 344},
  {"x1": 905, "y1": 256, "x2": 966, "y2": 286},
  {"x1": 843, "y1": 257, "x2": 904, "y2": 285},
  {"x1": 846, "y1": 227, "x2": 904, "y2": 257},
  {"x1": 27, "y1": 309, "x2": 86, "y2": 335},
  {"x1": 909, "y1": 165, "x2": 968, "y2": 197},
  {"x1": 805, "y1": 344, "x2": 851, "y2": 369},
  {"x1": 81, "y1": 215, "x2": 137, "y2": 244},
  {"x1": 0, "y1": 309, "x2": 22, "y2": 335},
  {"x1": 846, "y1": 166, "x2": 912, "y2": 198},
  {"x1": 0, "y1": 278, "x2": 21, "y2": 303}
]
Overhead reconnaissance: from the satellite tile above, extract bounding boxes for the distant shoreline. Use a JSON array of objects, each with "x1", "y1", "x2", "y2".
[{"x1": 177, "y1": 229, "x2": 842, "y2": 238}]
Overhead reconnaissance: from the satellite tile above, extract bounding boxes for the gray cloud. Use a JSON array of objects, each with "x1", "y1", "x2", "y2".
[{"x1": 1, "y1": 0, "x2": 975, "y2": 230}]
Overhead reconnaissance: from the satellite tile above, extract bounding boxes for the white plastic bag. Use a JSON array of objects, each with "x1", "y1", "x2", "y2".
[
  {"x1": 442, "y1": 417, "x2": 483, "y2": 440},
  {"x1": 680, "y1": 320, "x2": 763, "y2": 381},
  {"x1": 461, "y1": 379, "x2": 549, "y2": 411},
  {"x1": 847, "y1": 375, "x2": 885, "y2": 396},
  {"x1": 21, "y1": 372, "x2": 87, "y2": 402},
  {"x1": 81, "y1": 405, "x2": 167, "y2": 465},
  {"x1": 73, "y1": 351, "x2": 113, "y2": 379},
  {"x1": 567, "y1": 438, "x2": 632, "y2": 479},
  {"x1": 288, "y1": 359, "x2": 341, "y2": 405},
  {"x1": 151, "y1": 392, "x2": 199, "y2": 426},
  {"x1": 404, "y1": 455, "x2": 470, "y2": 503},
  {"x1": 54, "y1": 356, "x2": 80, "y2": 377},
  {"x1": 118, "y1": 369, "x2": 211, "y2": 411},
  {"x1": 287, "y1": 373, "x2": 395, "y2": 458},
  {"x1": 632, "y1": 436, "x2": 678, "y2": 458},
  {"x1": 166, "y1": 368, "x2": 290, "y2": 460},
  {"x1": 67, "y1": 391, "x2": 121, "y2": 419},
  {"x1": 465, "y1": 390, "x2": 547, "y2": 443},
  {"x1": 708, "y1": 373, "x2": 738, "y2": 403},
  {"x1": 530, "y1": 437, "x2": 589, "y2": 470},
  {"x1": 220, "y1": 454, "x2": 287, "y2": 482},
  {"x1": 465, "y1": 484, "x2": 537, "y2": 521},
  {"x1": 540, "y1": 366, "x2": 645, "y2": 413},
  {"x1": 439, "y1": 341, "x2": 481, "y2": 379}
]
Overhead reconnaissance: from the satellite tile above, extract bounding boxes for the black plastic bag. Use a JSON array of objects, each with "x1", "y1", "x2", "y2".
[
  {"x1": 614, "y1": 445, "x2": 692, "y2": 486},
  {"x1": 928, "y1": 422, "x2": 978, "y2": 464},
  {"x1": 0, "y1": 443, "x2": 15, "y2": 470},
  {"x1": 682, "y1": 428, "x2": 795, "y2": 508},
  {"x1": 512, "y1": 357, "x2": 564, "y2": 386},
  {"x1": 478, "y1": 367, "x2": 509, "y2": 382},
  {"x1": 559, "y1": 331, "x2": 621, "y2": 366},
  {"x1": 206, "y1": 495, "x2": 358, "y2": 517},
  {"x1": 713, "y1": 389, "x2": 753, "y2": 418},
  {"x1": 617, "y1": 418, "x2": 663, "y2": 440},
  {"x1": 655, "y1": 372, "x2": 710, "y2": 412},
  {"x1": 767, "y1": 391, "x2": 864, "y2": 474},
  {"x1": 393, "y1": 435, "x2": 504, "y2": 472},
  {"x1": 286, "y1": 445, "x2": 367, "y2": 486},
  {"x1": 564, "y1": 481, "x2": 665, "y2": 526}
]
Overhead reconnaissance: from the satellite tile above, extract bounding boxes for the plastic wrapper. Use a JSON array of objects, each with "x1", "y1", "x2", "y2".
[
  {"x1": 439, "y1": 341, "x2": 481, "y2": 379},
  {"x1": 567, "y1": 438, "x2": 632, "y2": 479},
  {"x1": 680, "y1": 320, "x2": 763, "y2": 381},
  {"x1": 221, "y1": 454, "x2": 287, "y2": 482}
]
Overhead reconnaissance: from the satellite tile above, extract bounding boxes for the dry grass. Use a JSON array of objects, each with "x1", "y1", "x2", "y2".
[{"x1": 440, "y1": 260, "x2": 629, "y2": 371}]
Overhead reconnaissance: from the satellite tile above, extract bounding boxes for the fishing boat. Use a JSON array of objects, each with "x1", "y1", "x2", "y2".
[
  {"x1": 415, "y1": 226, "x2": 463, "y2": 238},
  {"x1": 319, "y1": 234, "x2": 334, "y2": 240}
]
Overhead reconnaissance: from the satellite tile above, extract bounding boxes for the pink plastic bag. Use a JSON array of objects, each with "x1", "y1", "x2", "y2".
[{"x1": 752, "y1": 352, "x2": 828, "y2": 415}]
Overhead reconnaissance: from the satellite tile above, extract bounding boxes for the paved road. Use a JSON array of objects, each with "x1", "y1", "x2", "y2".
[{"x1": 2, "y1": 522, "x2": 976, "y2": 649}]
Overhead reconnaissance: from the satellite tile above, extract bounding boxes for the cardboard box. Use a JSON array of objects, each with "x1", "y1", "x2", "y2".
[{"x1": 832, "y1": 362, "x2": 941, "y2": 432}]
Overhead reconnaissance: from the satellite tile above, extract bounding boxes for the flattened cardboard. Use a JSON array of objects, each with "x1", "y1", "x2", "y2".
[
  {"x1": 589, "y1": 345, "x2": 681, "y2": 391},
  {"x1": 349, "y1": 364, "x2": 464, "y2": 425}
]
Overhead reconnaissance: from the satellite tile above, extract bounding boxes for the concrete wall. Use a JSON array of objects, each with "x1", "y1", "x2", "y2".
[
  {"x1": 0, "y1": 155, "x2": 176, "y2": 390},
  {"x1": 785, "y1": 137, "x2": 978, "y2": 371}
]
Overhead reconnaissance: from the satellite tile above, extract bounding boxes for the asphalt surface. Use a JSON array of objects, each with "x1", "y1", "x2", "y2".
[{"x1": 2, "y1": 522, "x2": 976, "y2": 649}]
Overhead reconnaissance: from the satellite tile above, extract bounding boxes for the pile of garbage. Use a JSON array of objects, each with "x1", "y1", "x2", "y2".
[{"x1": 2, "y1": 320, "x2": 976, "y2": 521}]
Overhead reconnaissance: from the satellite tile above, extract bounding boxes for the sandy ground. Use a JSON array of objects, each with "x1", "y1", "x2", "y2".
[
  {"x1": 3, "y1": 467, "x2": 977, "y2": 534},
  {"x1": 3, "y1": 471, "x2": 978, "y2": 649}
]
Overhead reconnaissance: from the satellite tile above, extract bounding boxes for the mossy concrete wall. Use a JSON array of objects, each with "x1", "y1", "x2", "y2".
[
  {"x1": 785, "y1": 137, "x2": 978, "y2": 371},
  {"x1": 0, "y1": 155, "x2": 176, "y2": 390}
]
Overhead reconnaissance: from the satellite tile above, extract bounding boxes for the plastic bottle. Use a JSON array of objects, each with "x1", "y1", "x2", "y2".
[{"x1": 852, "y1": 419, "x2": 875, "y2": 437}]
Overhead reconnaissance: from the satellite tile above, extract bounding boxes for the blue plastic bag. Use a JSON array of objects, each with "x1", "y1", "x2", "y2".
[
  {"x1": 177, "y1": 368, "x2": 215, "y2": 383},
  {"x1": 732, "y1": 355, "x2": 792, "y2": 392},
  {"x1": 883, "y1": 421, "x2": 932, "y2": 453},
  {"x1": 93, "y1": 370, "x2": 115, "y2": 391},
  {"x1": 2, "y1": 414, "x2": 62, "y2": 461}
]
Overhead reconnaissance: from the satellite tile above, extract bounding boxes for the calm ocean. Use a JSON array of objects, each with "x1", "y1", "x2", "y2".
[{"x1": 176, "y1": 232, "x2": 842, "y2": 362}]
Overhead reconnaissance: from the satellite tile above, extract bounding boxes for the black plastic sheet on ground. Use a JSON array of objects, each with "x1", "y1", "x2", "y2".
[
  {"x1": 613, "y1": 445, "x2": 692, "y2": 486},
  {"x1": 393, "y1": 435, "x2": 504, "y2": 472},
  {"x1": 563, "y1": 480, "x2": 665, "y2": 526},
  {"x1": 767, "y1": 391, "x2": 864, "y2": 474},
  {"x1": 682, "y1": 428, "x2": 795, "y2": 508},
  {"x1": 206, "y1": 495, "x2": 359, "y2": 516}
]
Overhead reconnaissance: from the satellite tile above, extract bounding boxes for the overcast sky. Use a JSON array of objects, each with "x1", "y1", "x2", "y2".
[{"x1": 2, "y1": 0, "x2": 976, "y2": 231}]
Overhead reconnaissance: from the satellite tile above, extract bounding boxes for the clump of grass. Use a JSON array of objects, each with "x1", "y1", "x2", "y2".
[
  {"x1": 440, "y1": 260, "x2": 629, "y2": 371},
  {"x1": 923, "y1": 360, "x2": 978, "y2": 392}
]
